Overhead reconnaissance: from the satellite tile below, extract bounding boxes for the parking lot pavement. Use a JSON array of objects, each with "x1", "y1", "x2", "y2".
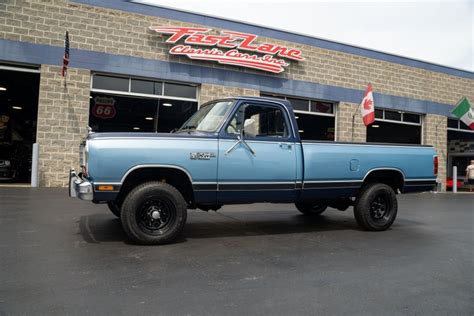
[{"x1": 0, "y1": 188, "x2": 472, "y2": 315}]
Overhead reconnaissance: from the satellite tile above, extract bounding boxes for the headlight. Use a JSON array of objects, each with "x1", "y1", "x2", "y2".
[{"x1": 4, "y1": 160, "x2": 10, "y2": 166}]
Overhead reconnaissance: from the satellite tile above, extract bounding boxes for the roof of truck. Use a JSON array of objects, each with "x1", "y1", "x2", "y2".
[{"x1": 220, "y1": 96, "x2": 294, "y2": 110}]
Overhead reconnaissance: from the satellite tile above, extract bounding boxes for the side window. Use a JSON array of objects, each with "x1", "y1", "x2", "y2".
[{"x1": 226, "y1": 103, "x2": 289, "y2": 139}]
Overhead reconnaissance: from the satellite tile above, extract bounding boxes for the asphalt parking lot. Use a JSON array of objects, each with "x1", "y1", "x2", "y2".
[{"x1": 0, "y1": 188, "x2": 473, "y2": 315}]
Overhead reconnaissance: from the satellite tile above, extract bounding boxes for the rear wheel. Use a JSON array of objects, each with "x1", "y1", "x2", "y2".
[
  {"x1": 354, "y1": 183, "x2": 397, "y2": 231},
  {"x1": 107, "y1": 201, "x2": 121, "y2": 218},
  {"x1": 295, "y1": 202, "x2": 327, "y2": 215},
  {"x1": 120, "y1": 182, "x2": 187, "y2": 245}
]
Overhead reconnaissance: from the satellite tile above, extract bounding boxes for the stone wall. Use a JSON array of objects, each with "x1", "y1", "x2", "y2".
[
  {"x1": 37, "y1": 65, "x2": 90, "y2": 187},
  {"x1": 200, "y1": 84, "x2": 259, "y2": 105},
  {"x1": 424, "y1": 114, "x2": 448, "y2": 190},
  {"x1": 336, "y1": 102, "x2": 367, "y2": 142}
]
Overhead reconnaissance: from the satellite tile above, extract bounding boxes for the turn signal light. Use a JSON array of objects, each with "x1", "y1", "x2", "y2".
[
  {"x1": 97, "y1": 185, "x2": 114, "y2": 191},
  {"x1": 434, "y1": 156, "x2": 438, "y2": 176}
]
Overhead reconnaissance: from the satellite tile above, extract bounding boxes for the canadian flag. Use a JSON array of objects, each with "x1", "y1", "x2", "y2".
[{"x1": 360, "y1": 83, "x2": 375, "y2": 126}]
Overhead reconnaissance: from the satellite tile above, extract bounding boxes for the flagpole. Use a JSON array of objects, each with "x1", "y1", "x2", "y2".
[
  {"x1": 352, "y1": 82, "x2": 373, "y2": 142},
  {"x1": 351, "y1": 102, "x2": 362, "y2": 142}
]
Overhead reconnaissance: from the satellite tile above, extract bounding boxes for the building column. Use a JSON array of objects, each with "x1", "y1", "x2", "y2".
[
  {"x1": 199, "y1": 83, "x2": 259, "y2": 105},
  {"x1": 424, "y1": 114, "x2": 447, "y2": 191},
  {"x1": 336, "y1": 102, "x2": 367, "y2": 142},
  {"x1": 36, "y1": 65, "x2": 91, "y2": 187}
]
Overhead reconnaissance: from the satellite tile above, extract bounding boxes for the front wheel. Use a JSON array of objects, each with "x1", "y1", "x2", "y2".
[
  {"x1": 120, "y1": 182, "x2": 187, "y2": 245},
  {"x1": 354, "y1": 183, "x2": 398, "y2": 231},
  {"x1": 295, "y1": 202, "x2": 327, "y2": 215}
]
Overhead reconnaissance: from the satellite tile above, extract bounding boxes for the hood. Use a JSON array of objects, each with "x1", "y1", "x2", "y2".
[{"x1": 87, "y1": 131, "x2": 218, "y2": 140}]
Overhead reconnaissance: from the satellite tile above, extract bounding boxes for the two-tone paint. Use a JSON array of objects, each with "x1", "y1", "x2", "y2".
[{"x1": 79, "y1": 96, "x2": 437, "y2": 205}]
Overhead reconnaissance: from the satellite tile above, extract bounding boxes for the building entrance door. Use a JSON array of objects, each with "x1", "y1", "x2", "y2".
[{"x1": 0, "y1": 65, "x2": 40, "y2": 183}]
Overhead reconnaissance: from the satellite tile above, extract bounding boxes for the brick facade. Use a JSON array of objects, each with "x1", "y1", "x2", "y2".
[
  {"x1": 37, "y1": 65, "x2": 90, "y2": 187},
  {"x1": 0, "y1": 0, "x2": 472, "y2": 189},
  {"x1": 423, "y1": 114, "x2": 448, "y2": 190},
  {"x1": 336, "y1": 102, "x2": 367, "y2": 142},
  {"x1": 200, "y1": 84, "x2": 259, "y2": 105}
]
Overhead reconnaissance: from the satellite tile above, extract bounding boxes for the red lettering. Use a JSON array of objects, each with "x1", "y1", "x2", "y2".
[
  {"x1": 149, "y1": 27, "x2": 211, "y2": 43},
  {"x1": 284, "y1": 49, "x2": 304, "y2": 61},
  {"x1": 223, "y1": 31, "x2": 259, "y2": 50}
]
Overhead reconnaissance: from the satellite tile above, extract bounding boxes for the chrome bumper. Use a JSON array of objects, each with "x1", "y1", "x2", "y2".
[{"x1": 69, "y1": 169, "x2": 93, "y2": 201}]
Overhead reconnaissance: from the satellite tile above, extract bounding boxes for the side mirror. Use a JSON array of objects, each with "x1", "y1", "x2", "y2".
[{"x1": 242, "y1": 118, "x2": 257, "y2": 138}]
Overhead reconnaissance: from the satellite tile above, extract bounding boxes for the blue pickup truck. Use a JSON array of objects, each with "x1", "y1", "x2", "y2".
[{"x1": 70, "y1": 96, "x2": 438, "y2": 244}]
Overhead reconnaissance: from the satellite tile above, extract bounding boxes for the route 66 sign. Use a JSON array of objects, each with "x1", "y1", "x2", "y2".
[{"x1": 92, "y1": 96, "x2": 116, "y2": 119}]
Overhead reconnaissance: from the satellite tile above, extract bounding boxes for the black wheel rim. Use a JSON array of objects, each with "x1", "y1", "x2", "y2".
[
  {"x1": 312, "y1": 205, "x2": 325, "y2": 212},
  {"x1": 136, "y1": 197, "x2": 176, "y2": 234},
  {"x1": 369, "y1": 195, "x2": 390, "y2": 222}
]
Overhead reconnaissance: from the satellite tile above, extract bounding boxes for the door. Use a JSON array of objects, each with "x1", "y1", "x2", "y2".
[{"x1": 217, "y1": 101, "x2": 297, "y2": 203}]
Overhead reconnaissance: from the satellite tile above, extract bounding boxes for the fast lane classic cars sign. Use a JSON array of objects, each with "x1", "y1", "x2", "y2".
[{"x1": 149, "y1": 26, "x2": 304, "y2": 73}]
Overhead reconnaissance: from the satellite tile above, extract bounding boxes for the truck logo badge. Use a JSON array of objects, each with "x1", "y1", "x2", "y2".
[
  {"x1": 149, "y1": 26, "x2": 304, "y2": 74},
  {"x1": 190, "y1": 152, "x2": 216, "y2": 160}
]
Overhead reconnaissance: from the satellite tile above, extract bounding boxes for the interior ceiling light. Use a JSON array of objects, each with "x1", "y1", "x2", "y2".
[
  {"x1": 145, "y1": 117, "x2": 153, "y2": 120},
  {"x1": 0, "y1": 86, "x2": 6, "y2": 91},
  {"x1": 133, "y1": 127, "x2": 140, "y2": 130},
  {"x1": 12, "y1": 106, "x2": 22, "y2": 110},
  {"x1": 162, "y1": 103, "x2": 172, "y2": 107},
  {"x1": 372, "y1": 124, "x2": 380, "y2": 128}
]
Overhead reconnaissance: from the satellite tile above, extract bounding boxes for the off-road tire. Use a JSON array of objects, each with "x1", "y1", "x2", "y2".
[
  {"x1": 107, "y1": 201, "x2": 121, "y2": 218},
  {"x1": 295, "y1": 202, "x2": 327, "y2": 215},
  {"x1": 120, "y1": 182, "x2": 187, "y2": 245},
  {"x1": 354, "y1": 183, "x2": 398, "y2": 231}
]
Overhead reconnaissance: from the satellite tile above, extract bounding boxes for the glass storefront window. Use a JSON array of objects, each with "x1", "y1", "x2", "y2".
[
  {"x1": 89, "y1": 93, "x2": 157, "y2": 132},
  {"x1": 310, "y1": 101, "x2": 333, "y2": 114},
  {"x1": 384, "y1": 110, "x2": 402, "y2": 121},
  {"x1": 403, "y1": 113, "x2": 420, "y2": 124},
  {"x1": 89, "y1": 93, "x2": 198, "y2": 133},
  {"x1": 375, "y1": 109, "x2": 383, "y2": 119},
  {"x1": 164, "y1": 83, "x2": 197, "y2": 99},
  {"x1": 131, "y1": 79, "x2": 162, "y2": 95},
  {"x1": 92, "y1": 75, "x2": 129, "y2": 92},
  {"x1": 287, "y1": 97, "x2": 309, "y2": 111},
  {"x1": 92, "y1": 74, "x2": 197, "y2": 100},
  {"x1": 448, "y1": 118, "x2": 459, "y2": 129},
  {"x1": 296, "y1": 113, "x2": 335, "y2": 141},
  {"x1": 260, "y1": 93, "x2": 335, "y2": 141},
  {"x1": 367, "y1": 121, "x2": 421, "y2": 144}
]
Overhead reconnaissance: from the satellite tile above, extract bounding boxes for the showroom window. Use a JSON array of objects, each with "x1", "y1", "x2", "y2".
[
  {"x1": 367, "y1": 109, "x2": 422, "y2": 144},
  {"x1": 260, "y1": 93, "x2": 335, "y2": 141},
  {"x1": 447, "y1": 118, "x2": 474, "y2": 181},
  {"x1": 89, "y1": 74, "x2": 198, "y2": 133}
]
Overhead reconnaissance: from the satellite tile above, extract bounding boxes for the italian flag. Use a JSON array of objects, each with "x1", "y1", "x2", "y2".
[{"x1": 451, "y1": 97, "x2": 474, "y2": 130}]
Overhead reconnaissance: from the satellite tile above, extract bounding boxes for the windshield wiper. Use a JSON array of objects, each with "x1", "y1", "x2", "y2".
[{"x1": 177, "y1": 125, "x2": 197, "y2": 132}]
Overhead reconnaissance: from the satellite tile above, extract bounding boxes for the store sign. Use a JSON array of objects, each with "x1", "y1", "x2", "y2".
[
  {"x1": 149, "y1": 26, "x2": 304, "y2": 74},
  {"x1": 92, "y1": 96, "x2": 116, "y2": 119}
]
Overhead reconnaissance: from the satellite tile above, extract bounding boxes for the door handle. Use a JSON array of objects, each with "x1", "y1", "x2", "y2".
[{"x1": 279, "y1": 143, "x2": 292, "y2": 150}]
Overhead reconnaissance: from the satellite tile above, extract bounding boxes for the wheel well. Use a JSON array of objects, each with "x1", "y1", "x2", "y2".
[
  {"x1": 363, "y1": 170, "x2": 404, "y2": 192},
  {"x1": 116, "y1": 167, "x2": 194, "y2": 207}
]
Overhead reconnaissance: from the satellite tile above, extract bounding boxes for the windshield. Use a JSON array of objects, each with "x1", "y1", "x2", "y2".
[{"x1": 177, "y1": 100, "x2": 235, "y2": 133}]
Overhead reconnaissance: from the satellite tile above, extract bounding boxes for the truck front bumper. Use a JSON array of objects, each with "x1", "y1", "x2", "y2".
[{"x1": 69, "y1": 169, "x2": 93, "y2": 201}]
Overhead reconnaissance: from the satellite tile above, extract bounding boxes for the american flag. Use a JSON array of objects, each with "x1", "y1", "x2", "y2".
[{"x1": 62, "y1": 31, "x2": 70, "y2": 77}]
